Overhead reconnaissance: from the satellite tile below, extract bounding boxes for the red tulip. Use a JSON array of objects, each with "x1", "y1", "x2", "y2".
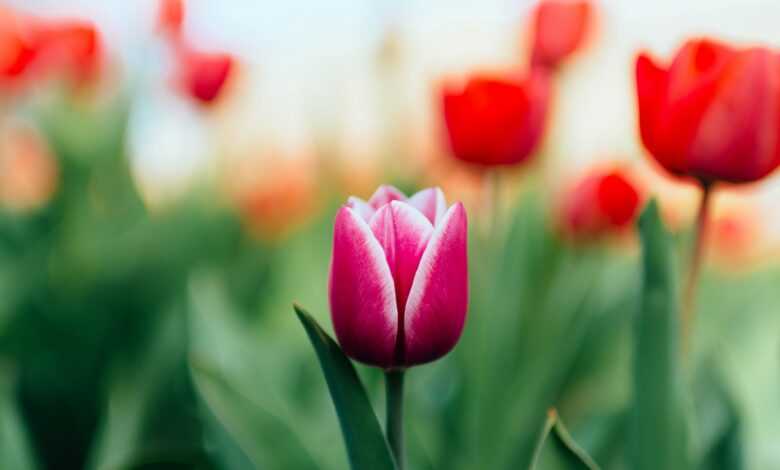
[
  {"x1": 176, "y1": 47, "x2": 234, "y2": 105},
  {"x1": 441, "y1": 71, "x2": 551, "y2": 167},
  {"x1": 0, "y1": 9, "x2": 35, "y2": 80},
  {"x1": 330, "y1": 185, "x2": 468, "y2": 369},
  {"x1": 30, "y1": 19, "x2": 101, "y2": 83},
  {"x1": 156, "y1": 0, "x2": 234, "y2": 106},
  {"x1": 530, "y1": 0, "x2": 593, "y2": 69},
  {"x1": 636, "y1": 38, "x2": 780, "y2": 184},
  {"x1": 561, "y1": 168, "x2": 641, "y2": 238},
  {"x1": 158, "y1": 0, "x2": 184, "y2": 38}
]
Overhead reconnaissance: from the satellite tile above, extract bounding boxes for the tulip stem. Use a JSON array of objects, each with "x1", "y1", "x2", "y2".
[
  {"x1": 681, "y1": 181, "x2": 713, "y2": 357},
  {"x1": 385, "y1": 369, "x2": 405, "y2": 469},
  {"x1": 489, "y1": 169, "x2": 503, "y2": 236}
]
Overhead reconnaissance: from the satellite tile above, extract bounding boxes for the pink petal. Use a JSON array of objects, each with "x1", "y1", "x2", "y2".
[
  {"x1": 369, "y1": 201, "x2": 434, "y2": 326},
  {"x1": 329, "y1": 207, "x2": 398, "y2": 368},
  {"x1": 403, "y1": 203, "x2": 468, "y2": 366},
  {"x1": 368, "y1": 185, "x2": 407, "y2": 209},
  {"x1": 408, "y1": 187, "x2": 447, "y2": 225},
  {"x1": 346, "y1": 196, "x2": 375, "y2": 222}
]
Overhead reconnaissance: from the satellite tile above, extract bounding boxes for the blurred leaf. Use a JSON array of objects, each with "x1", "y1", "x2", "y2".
[
  {"x1": 551, "y1": 412, "x2": 602, "y2": 470},
  {"x1": 632, "y1": 200, "x2": 690, "y2": 470},
  {"x1": 0, "y1": 363, "x2": 38, "y2": 470},
  {"x1": 86, "y1": 311, "x2": 183, "y2": 470},
  {"x1": 191, "y1": 362, "x2": 319, "y2": 470},
  {"x1": 694, "y1": 367, "x2": 743, "y2": 470},
  {"x1": 294, "y1": 305, "x2": 397, "y2": 470},
  {"x1": 529, "y1": 409, "x2": 601, "y2": 470}
]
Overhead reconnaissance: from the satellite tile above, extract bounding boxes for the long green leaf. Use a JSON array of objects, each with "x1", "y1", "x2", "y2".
[
  {"x1": 294, "y1": 305, "x2": 397, "y2": 470},
  {"x1": 632, "y1": 200, "x2": 690, "y2": 470},
  {"x1": 551, "y1": 413, "x2": 602, "y2": 470},
  {"x1": 528, "y1": 409, "x2": 601, "y2": 470}
]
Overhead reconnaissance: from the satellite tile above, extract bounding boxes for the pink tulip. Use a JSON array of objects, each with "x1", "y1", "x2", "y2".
[{"x1": 329, "y1": 185, "x2": 468, "y2": 369}]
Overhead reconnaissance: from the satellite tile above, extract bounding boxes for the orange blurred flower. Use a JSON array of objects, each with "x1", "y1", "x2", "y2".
[
  {"x1": 697, "y1": 197, "x2": 768, "y2": 271},
  {"x1": 0, "y1": 122, "x2": 58, "y2": 212},
  {"x1": 225, "y1": 156, "x2": 318, "y2": 240},
  {"x1": 530, "y1": 0, "x2": 594, "y2": 69}
]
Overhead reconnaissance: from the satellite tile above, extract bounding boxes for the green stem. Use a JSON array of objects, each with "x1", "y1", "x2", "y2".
[
  {"x1": 385, "y1": 370, "x2": 405, "y2": 470},
  {"x1": 489, "y1": 169, "x2": 503, "y2": 238},
  {"x1": 681, "y1": 181, "x2": 713, "y2": 357}
]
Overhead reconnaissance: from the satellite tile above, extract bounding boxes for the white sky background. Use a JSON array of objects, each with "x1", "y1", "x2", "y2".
[{"x1": 9, "y1": 0, "x2": 780, "y2": 235}]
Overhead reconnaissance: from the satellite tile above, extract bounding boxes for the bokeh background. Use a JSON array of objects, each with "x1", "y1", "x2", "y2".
[{"x1": 2, "y1": 1, "x2": 780, "y2": 469}]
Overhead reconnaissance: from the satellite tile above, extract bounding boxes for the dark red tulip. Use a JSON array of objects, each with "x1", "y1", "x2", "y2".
[
  {"x1": 530, "y1": 0, "x2": 593, "y2": 69},
  {"x1": 177, "y1": 47, "x2": 234, "y2": 105},
  {"x1": 156, "y1": 0, "x2": 234, "y2": 106},
  {"x1": 441, "y1": 70, "x2": 551, "y2": 167},
  {"x1": 636, "y1": 38, "x2": 780, "y2": 184},
  {"x1": 561, "y1": 168, "x2": 641, "y2": 238}
]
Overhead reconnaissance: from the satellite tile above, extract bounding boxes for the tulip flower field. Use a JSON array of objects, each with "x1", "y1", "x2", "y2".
[{"x1": 3, "y1": 1, "x2": 780, "y2": 470}]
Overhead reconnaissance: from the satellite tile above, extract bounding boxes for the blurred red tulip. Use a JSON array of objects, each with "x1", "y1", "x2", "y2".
[
  {"x1": 561, "y1": 167, "x2": 641, "y2": 239},
  {"x1": 177, "y1": 48, "x2": 234, "y2": 105},
  {"x1": 636, "y1": 38, "x2": 780, "y2": 185},
  {"x1": 441, "y1": 70, "x2": 550, "y2": 167},
  {"x1": 158, "y1": 0, "x2": 184, "y2": 38},
  {"x1": 156, "y1": 0, "x2": 235, "y2": 106},
  {"x1": 30, "y1": 19, "x2": 101, "y2": 83},
  {"x1": 0, "y1": 7, "x2": 102, "y2": 89},
  {"x1": 0, "y1": 8, "x2": 35, "y2": 81},
  {"x1": 530, "y1": 0, "x2": 593, "y2": 69}
]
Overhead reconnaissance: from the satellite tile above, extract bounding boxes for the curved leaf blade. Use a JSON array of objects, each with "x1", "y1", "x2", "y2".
[{"x1": 294, "y1": 305, "x2": 397, "y2": 470}]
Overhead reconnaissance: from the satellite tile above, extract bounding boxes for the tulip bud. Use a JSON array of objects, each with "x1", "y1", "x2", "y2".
[
  {"x1": 329, "y1": 185, "x2": 468, "y2": 369},
  {"x1": 635, "y1": 38, "x2": 780, "y2": 185},
  {"x1": 441, "y1": 71, "x2": 550, "y2": 167},
  {"x1": 560, "y1": 167, "x2": 641, "y2": 239},
  {"x1": 530, "y1": 0, "x2": 593, "y2": 70}
]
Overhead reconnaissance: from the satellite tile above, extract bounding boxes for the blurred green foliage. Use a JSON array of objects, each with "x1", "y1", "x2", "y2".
[{"x1": 1, "y1": 94, "x2": 779, "y2": 470}]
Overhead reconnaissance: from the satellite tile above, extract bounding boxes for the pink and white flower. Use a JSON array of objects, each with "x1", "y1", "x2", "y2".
[{"x1": 329, "y1": 185, "x2": 468, "y2": 369}]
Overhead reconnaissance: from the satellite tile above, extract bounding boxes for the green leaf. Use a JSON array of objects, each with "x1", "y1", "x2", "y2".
[
  {"x1": 293, "y1": 305, "x2": 397, "y2": 470},
  {"x1": 551, "y1": 413, "x2": 602, "y2": 470},
  {"x1": 191, "y1": 362, "x2": 319, "y2": 470},
  {"x1": 528, "y1": 409, "x2": 601, "y2": 470},
  {"x1": 632, "y1": 200, "x2": 690, "y2": 470},
  {"x1": 695, "y1": 367, "x2": 744, "y2": 470},
  {"x1": 0, "y1": 363, "x2": 38, "y2": 470}
]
